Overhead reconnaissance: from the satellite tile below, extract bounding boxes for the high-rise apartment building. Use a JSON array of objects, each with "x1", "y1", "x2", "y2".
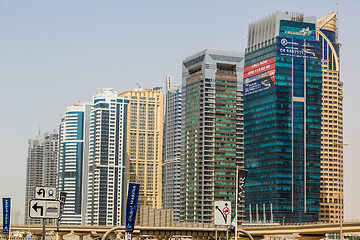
[
  {"x1": 162, "y1": 74, "x2": 182, "y2": 221},
  {"x1": 317, "y1": 12, "x2": 344, "y2": 223},
  {"x1": 58, "y1": 103, "x2": 91, "y2": 225},
  {"x1": 119, "y1": 87, "x2": 164, "y2": 211},
  {"x1": 25, "y1": 130, "x2": 59, "y2": 224},
  {"x1": 85, "y1": 89, "x2": 129, "y2": 226},
  {"x1": 181, "y1": 49, "x2": 245, "y2": 223},
  {"x1": 244, "y1": 12, "x2": 322, "y2": 223}
]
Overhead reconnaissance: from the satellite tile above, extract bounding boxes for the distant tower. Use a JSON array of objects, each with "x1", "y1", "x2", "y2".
[
  {"x1": 317, "y1": 12, "x2": 344, "y2": 223},
  {"x1": 58, "y1": 102, "x2": 91, "y2": 225},
  {"x1": 181, "y1": 49, "x2": 245, "y2": 223},
  {"x1": 85, "y1": 89, "x2": 129, "y2": 226},
  {"x1": 162, "y1": 74, "x2": 182, "y2": 221},
  {"x1": 25, "y1": 130, "x2": 58, "y2": 224},
  {"x1": 119, "y1": 87, "x2": 164, "y2": 213}
]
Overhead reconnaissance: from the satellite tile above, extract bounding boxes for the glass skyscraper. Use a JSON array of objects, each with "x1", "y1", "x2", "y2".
[
  {"x1": 244, "y1": 12, "x2": 322, "y2": 223},
  {"x1": 163, "y1": 74, "x2": 182, "y2": 221},
  {"x1": 181, "y1": 49, "x2": 245, "y2": 223},
  {"x1": 58, "y1": 103, "x2": 91, "y2": 225}
]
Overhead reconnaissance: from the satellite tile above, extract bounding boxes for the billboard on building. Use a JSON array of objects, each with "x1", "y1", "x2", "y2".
[
  {"x1": 277, "y1": 36, "x2": 321, "y2": 60},
  {"x1": 243, "y1": 57, "x2": 276, "y2": 96}
]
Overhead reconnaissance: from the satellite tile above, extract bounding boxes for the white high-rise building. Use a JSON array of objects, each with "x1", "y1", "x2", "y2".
[
  {"x1": 58, "y1": 103, "x2": 91, "y2": 225},
  {"x1": 25, "y1": 130, "x2": 58, "y2": 224},
  {"x1": 86, "y1": 89, "x2": 129, "y2": 226}
]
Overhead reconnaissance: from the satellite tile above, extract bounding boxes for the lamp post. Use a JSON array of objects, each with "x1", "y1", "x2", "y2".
[{"x1": 334, "y1": 143, "x2": 348, "y2": 240}]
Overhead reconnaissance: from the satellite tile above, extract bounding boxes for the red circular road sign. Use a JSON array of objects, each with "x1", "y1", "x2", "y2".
[{"x1": 223, "y1": 207, "x2": 230, "y2": 215}]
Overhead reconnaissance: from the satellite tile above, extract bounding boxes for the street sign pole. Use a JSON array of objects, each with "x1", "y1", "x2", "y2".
[
  {"x1": 29, "y1": 186, "x2": 60, "y2": 240},
  {"x1": 42, "y1": 219, "x2": 45, "y2": 240}
]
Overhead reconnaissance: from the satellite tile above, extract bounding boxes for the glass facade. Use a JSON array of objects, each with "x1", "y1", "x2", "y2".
[
  {"x1": 162, "y1": 75, "x2": 182, "y2": 221},
  {"x1": 181, "y1": 49, "x2": 244, "y2": 223},
  {"x1": 244, "y1": 18, "x2": 322, "y2": 223}
]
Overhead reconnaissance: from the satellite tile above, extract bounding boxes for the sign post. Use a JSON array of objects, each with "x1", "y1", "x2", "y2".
[
  {"x1": 57, "y1": 191, "x2": 67, "y2": 232},
  {"x1": 214, "y1": 201, "x2": 231, "y2": 226},
  {"x1": 214, "y1": 201, "x2": 231, "y2": 240},
  {"x1": 29, "y1": 186, "x2": 60, "y2": 240}
]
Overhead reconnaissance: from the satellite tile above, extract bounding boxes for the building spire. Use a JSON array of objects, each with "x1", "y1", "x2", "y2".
[{"x1": 336, "y1": 0, "x2": 339, "y2": 41}]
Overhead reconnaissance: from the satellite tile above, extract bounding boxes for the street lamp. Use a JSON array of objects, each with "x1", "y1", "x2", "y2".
[
  {"x1": 334, "y1": 143, "x2": 348, "y2": 240},
  {"x1": 282, "y1": 217, "x2": 285, "y2": 225}
]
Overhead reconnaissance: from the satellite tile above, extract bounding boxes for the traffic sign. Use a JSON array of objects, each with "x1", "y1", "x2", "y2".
[
  {"x1": 34, "y1": 187, "x2": 57, "y2": 200},
  {"x1": 214, "y1": 201, "x2": 231, "y2": 226},
  {"x1": 29, "y1": 199, "x2": 60, "y2": 219}
]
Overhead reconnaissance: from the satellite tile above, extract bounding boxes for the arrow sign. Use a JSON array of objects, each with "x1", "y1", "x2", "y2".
[
  {"x1": 36, "y1": 189, "x2": 45, "y2": 198},
  {"x1": 214, "y1": 201, "x2": 231, "y2": 226},
  {"x1": 29, "y1": 199, "x2": 60, "y2": 219},
  {"x1": 32, "y1": 202, "x2": 44, "y2": 216},
  {"x1": 34, "y1": 187, "x2": 56, "y2": 200}
]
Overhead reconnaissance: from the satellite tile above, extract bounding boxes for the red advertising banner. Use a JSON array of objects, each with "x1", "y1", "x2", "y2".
[{"x1": 244, "y1": 56, "x2": 276, "y2": 83}]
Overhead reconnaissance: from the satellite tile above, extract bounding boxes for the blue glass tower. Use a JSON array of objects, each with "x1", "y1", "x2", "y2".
[
  {"x1": 58, "y1": 103, "x2": 91, "y2": 225},
  {"x1": 244, "y1": 12, "x2": 322, "y2": 223}
]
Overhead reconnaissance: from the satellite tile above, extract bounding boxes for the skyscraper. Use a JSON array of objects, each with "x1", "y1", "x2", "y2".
[
  {"x1": 162, "y1": 74, "x2": 182, "y2": 221},
  {"x1": 317, "y1": 12, "x2": 344, "y2": 223},
  {"x1": 85, "y1": 89, "x2": 129, "y2": 226},
  {"x1": 244, "y1": 12, "x2": 322, "y2": 223},
  {"x1": 58, "y1": 103, "x2": 91, "y2": 225},
  {"x1": 119, "y1": 87, "x2": 164, "y2": 211},
  {"x1": 181, "y1": 49, "x2": 245, "y2": 223},
  {"x1": 25, "y1": 130, "x2": 59, "y2": 224}
]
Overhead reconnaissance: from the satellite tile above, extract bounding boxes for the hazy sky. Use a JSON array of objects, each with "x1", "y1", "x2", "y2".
[{"x1": 1, "y1": 0, "x2": 359, "y2": 222}]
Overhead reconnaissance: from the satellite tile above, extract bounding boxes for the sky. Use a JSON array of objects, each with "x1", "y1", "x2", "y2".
[{"x1": 0, "y1": 0, "x2": 359, "y2": 222}]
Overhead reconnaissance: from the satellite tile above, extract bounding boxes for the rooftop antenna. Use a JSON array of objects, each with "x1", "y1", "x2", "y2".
[
  {"x1": 136, "y1": 83, "x2": 141, "y2": 89},
  {"x1": 336, "y1": 0, "x2": 339, "y2": 42},
  {"x1": 38, "y1": 124, "x2": 41, "y2": 136}
]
